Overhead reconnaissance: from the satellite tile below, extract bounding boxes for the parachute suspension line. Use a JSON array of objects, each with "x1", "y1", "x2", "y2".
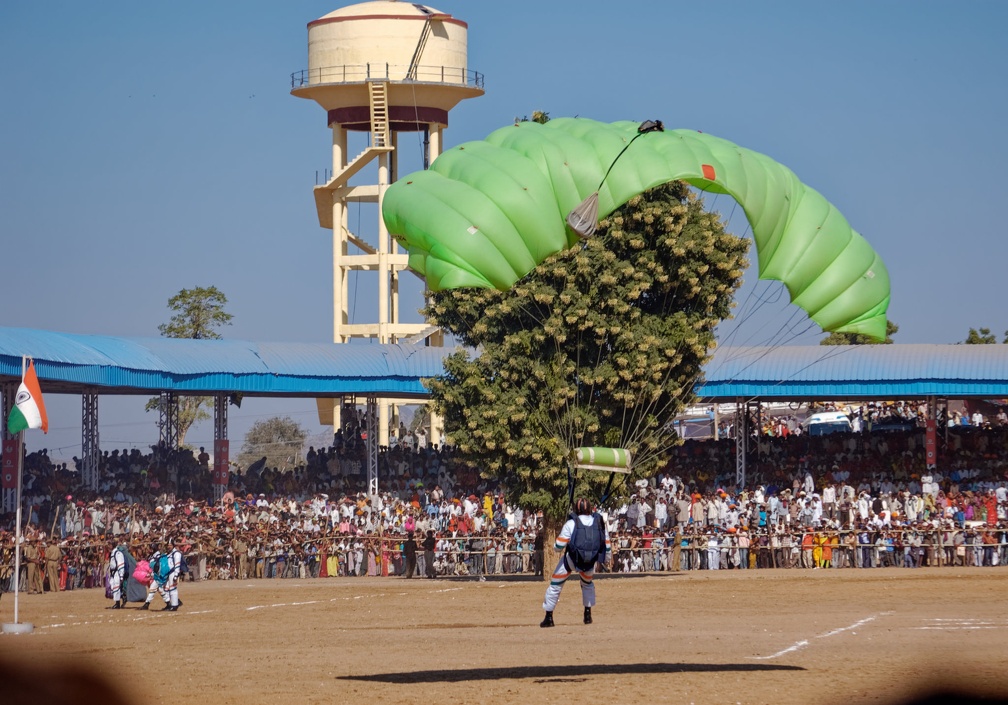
[
  {"x1": 726, "y1": 343, "x2": 857, "y2": 406},
  {"x1": 509, "y1": 296, "x2": 574, "y2": 452},
  {"x1": 596, "y1": 130, "x2": 645, "y2": 192},
  {"x1": 721, "y1": 281, "x2": 786, "y2": 349},
  {"x1": 408, "y1": 80, "x2": 428, "y2": 168},
  {"x1": 567, "y1": 120, "x2": 665, "y2": 239},
  {"x1": 500, "y1": 294, "x2": 579, "y2": 470},
  {"x1": 611, "y1": 323, "x2": 698, "y2": 473},
  {"x1": 726, "y1": 198, "x2": 739, "y2": 224}
]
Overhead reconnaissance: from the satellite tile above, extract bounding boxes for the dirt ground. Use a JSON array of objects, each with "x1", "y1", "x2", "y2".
[{"x1": 0, "y1": 568, "x2": 1006, "y2": 705}]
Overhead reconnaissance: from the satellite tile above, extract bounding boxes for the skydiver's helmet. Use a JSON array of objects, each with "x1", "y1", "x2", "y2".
[{"x1": 575, "y1": 498, "x2": 592, "y2": 516}]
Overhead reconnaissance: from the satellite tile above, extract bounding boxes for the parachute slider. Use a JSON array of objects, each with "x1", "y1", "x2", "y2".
[
  {"x1": 566, "y1": 192, "x2": 599, "y2": 239},
  {"x1": 572, "y1": 447, "x2": 632, "y2": 474}
]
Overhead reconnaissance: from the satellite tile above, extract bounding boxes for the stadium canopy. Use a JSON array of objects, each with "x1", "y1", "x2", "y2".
[
  {"x1": 2, "y1": 327, "x2": 1008, "y2": 402},
  {"x1": 698, "y1": 344, "x2": 1008, "y2": 401},
  {"x1": 0, "y1": 327, "x2": 450, "y2": 399}
]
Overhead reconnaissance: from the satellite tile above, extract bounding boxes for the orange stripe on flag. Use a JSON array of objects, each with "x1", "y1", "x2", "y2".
[{"x1": 25, "y1": 360, "x2": 48, "y2": 433}]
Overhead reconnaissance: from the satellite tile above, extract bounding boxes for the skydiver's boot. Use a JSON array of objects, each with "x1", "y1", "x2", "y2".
[
  {"x1": 139, "y1": 601, "x2": 149, "y2": 611},
  {"x1": 583, "y1": 606, "x2": 593, "y2": 625},
  {"x1": 540, "y1": 611, "x2": 554, "y2": 628},
  {"x1": 112, "y1": 599, "x2": 122, "y2": 609}
]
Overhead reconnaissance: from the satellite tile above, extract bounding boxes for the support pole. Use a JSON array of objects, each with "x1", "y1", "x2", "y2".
[
  {"x1": 1, "y1": 382, "x2": 16, "y2": 513},
  {"x1": 3, "y1": 357, "x2": 32, "y2": 633},
  {"x1": 735, "y1": 400, "x2": 746, "y2": 489},
  {"x1": 81, "y1": 391, "x2": 99, "y2": 491},
  {"x1": 213, "y1": 394, "x2": 229, "y2": 502},
  {"x1": 366, "y1": 396, "x2": 378, "y2": 497}
]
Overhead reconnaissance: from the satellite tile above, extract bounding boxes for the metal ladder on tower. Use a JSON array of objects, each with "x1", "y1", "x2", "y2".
[
  {"x1": 311, "y1": 80, "x2": 394, "y2": 228},
  {"x1": 369, "y1": 79, "x2": 390, "y2": 148}
]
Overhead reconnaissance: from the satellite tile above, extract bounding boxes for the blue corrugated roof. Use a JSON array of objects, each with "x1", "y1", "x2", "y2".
[
  {"x1": 0, "y1": 327, "x2": 453, "y2": 397},
  {"x1": 698, "y1": 344, "x2": 1008, "y2": 400},
  {"x1": 3, "y1": 327, "x2": 1008, "y2": 400}
]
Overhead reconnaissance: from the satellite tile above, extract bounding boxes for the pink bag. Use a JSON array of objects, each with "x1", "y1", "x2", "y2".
[{"x1": 133, "y1": 560, "x2": 153, "y2": 586}]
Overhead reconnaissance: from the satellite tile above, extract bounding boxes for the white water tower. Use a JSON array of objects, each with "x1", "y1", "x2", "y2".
[{"x1": 291, "y1": 1, "x2": 484, "y2": 449}]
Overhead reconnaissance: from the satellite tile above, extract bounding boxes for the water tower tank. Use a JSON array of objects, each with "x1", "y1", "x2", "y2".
[
  {"x1": 291, "y1": 0, "x2": 483, "y2": 131},
  {"x1": 290, "y1": 1, "x2": 483, "y2": 459}
]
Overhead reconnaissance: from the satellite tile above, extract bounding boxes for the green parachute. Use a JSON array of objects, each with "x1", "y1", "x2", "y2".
[{"x1": 382, "y1": 118, "x2": 890, "y2": 340}]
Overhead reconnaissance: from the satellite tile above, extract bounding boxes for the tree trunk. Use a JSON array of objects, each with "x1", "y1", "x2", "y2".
[{"x1": 541, "y1": 515, "x2": 564, "y2": 583}]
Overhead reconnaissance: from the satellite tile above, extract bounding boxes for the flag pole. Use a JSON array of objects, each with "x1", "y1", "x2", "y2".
[
  {"x1": 3, "y1": 355, "x2": 33, "y2": 634},
  {"x1": 12, "y1": 428, "x2": 24, "y2": 625},
  {"x1": 12, "y1": 356, "x2": 26, "y2": 627}
]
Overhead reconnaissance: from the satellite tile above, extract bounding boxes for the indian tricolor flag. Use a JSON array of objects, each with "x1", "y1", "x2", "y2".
[{"x1": 7, "y1": 359, "x2": 48, "y2": 434}]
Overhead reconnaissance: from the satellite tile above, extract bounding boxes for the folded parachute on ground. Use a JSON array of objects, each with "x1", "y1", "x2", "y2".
[{"x1": 382, "y1": 117, "x2": 890, "y2": 341}]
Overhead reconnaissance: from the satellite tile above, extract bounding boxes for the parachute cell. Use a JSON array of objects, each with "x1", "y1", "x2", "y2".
[{"x1": 382, "y1": 118, "x2": 890, "y2": 341}]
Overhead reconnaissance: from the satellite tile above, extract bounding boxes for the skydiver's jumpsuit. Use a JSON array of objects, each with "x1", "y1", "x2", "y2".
[{"x1": 542, "y1": 513, "x2": 610, "y2": 612}]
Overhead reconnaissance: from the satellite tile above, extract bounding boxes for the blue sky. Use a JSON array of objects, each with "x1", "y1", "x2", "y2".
[{"x1": 1, "y1": 1, "x2": 1006, "y2": 458}]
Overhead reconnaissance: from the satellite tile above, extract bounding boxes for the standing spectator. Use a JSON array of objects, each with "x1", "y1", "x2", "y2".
[
  {"x1": 422, "y1": 530, "x2": 437, "y2": 578},
  {"x1": 403, "y1": 532, "x2": 418, "y2": 578},
  {"x1": 532, "y1": 527, "x2": 545, "y2": 576}
]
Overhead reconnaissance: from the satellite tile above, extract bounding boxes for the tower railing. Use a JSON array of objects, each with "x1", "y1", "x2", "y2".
[{"x1": 291, "y1": 64, "x2": 483, "y2": 89}]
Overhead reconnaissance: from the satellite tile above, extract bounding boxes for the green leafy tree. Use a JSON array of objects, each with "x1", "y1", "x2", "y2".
[
  {"x1": 148, "y1": 286, "x2": 234, "y2": 446},
  {"x1": 237, "y1": 416, "x2": 307, "y2": 471},
  {"x1": 425, "y1": 182, "x2": 748, "y2": 539},
  {"x1": 963, "y1": 327, "x2": 1002, "y2": 344},
  {"x1": 821, "y1": 320, "x2": 899, "y2": 345},
  {"x1": 158, "y1": 286, "x2": 233, "y2": 339}
]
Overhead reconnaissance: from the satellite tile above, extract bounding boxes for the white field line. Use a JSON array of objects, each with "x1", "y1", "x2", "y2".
[
  {"x1": 915, "y1": 617, "x2": 1008, "y2": 630},
  {"x1": 750, "y1": 614, "x2": 886, "y2": 660},
  {"x1": 241, "y1": 584, "x2": 470, "y2": 611},
  {"x1": 37, "y1": 610, "x2": 204, "y2": 630},
  {"x1": 914, "y1": 625, "x2": 1008, "y2": 630}
]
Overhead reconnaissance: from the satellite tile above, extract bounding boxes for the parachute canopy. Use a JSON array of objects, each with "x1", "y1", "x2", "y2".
[{"x1": 382, "y1": 118, "x2": 890, "y2": 341}]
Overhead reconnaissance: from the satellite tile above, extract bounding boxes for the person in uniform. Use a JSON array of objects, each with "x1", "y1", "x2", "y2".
[
  {"x1": 233, "y1": 532, "x2": 249, "y2": 580},
  {"x1": 44, "y1": 538, "x2": 62, "y2": 592},
  {"x1": 23, "y1": 536, "x2": 43, "y2": 594}
]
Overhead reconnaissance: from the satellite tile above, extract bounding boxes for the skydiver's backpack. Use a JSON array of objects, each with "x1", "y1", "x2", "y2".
[{"x1": 567, "y1": 512, "x2": 604, "y2": 571}]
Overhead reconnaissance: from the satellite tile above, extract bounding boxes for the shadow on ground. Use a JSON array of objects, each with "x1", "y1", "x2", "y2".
[{"x1": 338, "y1": 661, "x2": 804, "y2": 684}]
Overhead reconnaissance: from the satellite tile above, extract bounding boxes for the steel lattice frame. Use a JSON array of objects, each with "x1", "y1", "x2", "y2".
[
  {"x1": 81, "y1": 391, "x2": 100, "y2": 490},
  {"x1": 159, "y1": 392, "x2": 179, "y2": 449},
  {"x1": 735, "y1": 400, "x2": 747, "y2": 489},
  {"x1": 366, "y1": 396, "x2": 378, "y2": 496},
  {"x1": 2, "y1": 382, "x2": 15, "y2": 513},
  {"x1": 213, "y1": 394, "x2": 228, "y2": 502}
]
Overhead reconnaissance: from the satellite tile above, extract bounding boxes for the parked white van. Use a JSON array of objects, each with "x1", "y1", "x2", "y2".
[{"x1": 801, "y1": 411, "x2": 852, "y2": 436}]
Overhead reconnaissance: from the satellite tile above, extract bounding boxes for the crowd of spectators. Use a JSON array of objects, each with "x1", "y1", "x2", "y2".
[{"x1": 2, "y1": 403, "x2": 1008, "y2": 594}]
